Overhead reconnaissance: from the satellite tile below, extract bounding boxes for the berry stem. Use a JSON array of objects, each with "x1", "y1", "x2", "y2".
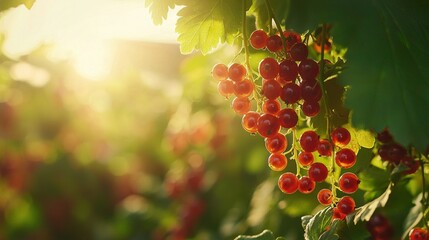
[
  {"x1": 292, "y1": 128, "x2": 301, "y2": 177},
  {"x1": 264, "y1": 0, "x2": 288, "y2": 54}
]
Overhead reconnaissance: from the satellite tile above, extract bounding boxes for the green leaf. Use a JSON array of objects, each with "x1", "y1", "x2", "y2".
[
  {"x1": 353, "y1": 182, "x2": 393, "y2": 224},
  {"x1": 358, "y1": 166, "x2": 390, "y2": 201},
  {"x1": 318, "y1": 220, "x2": 341, "y2": 240},
  {"x1": 234, "y1": 230, "x2": 274, "y2": 240},
  {"x1": 303, "y1": 207, "x2": 334, "y2": 240},
  {"x1": 402, "y1": 193, "x2": 424, "y2": 240},
  {"x1": 0, "y1": 0, "x2": 35, "y2": 12},
  {"x1": 145, "y1": 0, "x2": 175, "y2": 25}
]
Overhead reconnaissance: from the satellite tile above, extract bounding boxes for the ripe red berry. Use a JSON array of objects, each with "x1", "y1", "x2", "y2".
[
  {"x1": 241, "y1": 111, "x2": 260, "y2": 133},
  {"x1": 281, "y1": 83, "x2": 301, "y2": 104},
  {"x1": 257, "y1": 113, "x2": 281, "y2": 138},
  {"x1": 300, "y1": 80, "x2": 322, "y2": 102},
  {"x1": 377, "y1": 128, "x2": 393, "y2": 143},
  {"x1": 262, "y1": 79, "x2": 282, "y2": 100},
  {"x1": 283, "y1": 31, "x2": 301, "y2": 50},
  {"x1": 268, "y1": 153, "x2": 288, "y2": 171},
  {"x1": 279, "y1": 60, "x2": 298, "y2": 82},
  {"x1": 298, "y1": 176, "x2": 316, "y2": 194},
  {"x1": 217, "y1": 79, "x2": 234, "y2": 97},
  {"x1": 301, "y1": 101, "x2": 320, "y2": 117},
  {"x1": 337, "y1": 196, "x2": 355, "y2": 215},
  {"x1": 332, "y1": 207, "x2": 347, "y2": 220},
  {"x1": 317, "y1": 189, "x2": 333, "y2": 205},
  {"x1": 308, "y1": 162, "x2": 328, "y2": 182},
  {"x1": 234, "y1": 78, "x2": 254, "y2": 97},
  {"x1": 229, "y1": 63, "x2": 246, "y2": 82},
  {"x1": 366, "y1": 213, "x2": 393, "y2": 239},
  {"x1": 317, "y1": 139, "x2": 333, "y2": 157},
  {"x1": 250, "y1": 29, "x2": 268, "y2": 49},
  {"x1": 277, "y1": 108, "x2": 298, "y2": 128},
  {"x1": 299, "y1": 59, "x2": 319, "y2": 80},
  {"x1": 298, "y1": 152, "x2": 314, "y2": 166},
  {"x1": 335, "y1": 148, "x2": 357, "y2": 168},
  {"x1": 259, "y1": 58, "x2": 280, "y2": 79},
  {"x1": 278, "y1": 172, "x2": 299, "y2": 194},
  {"x1": 387, "y1": 143, "x2": 407, "y2": 164},
  {"x1": 212, "y1": 63, "x2": 229, "y2": 81},
  {"x1": 402, "y1": 156, "x2": 419, "y2": 175},
  {"x1": 338, "y1": 172, "x2": 360, "y2": 194},
  {"x1": 409, "y1": 228, "x2": 429, "y2": 240},
  {"x1": 263, "y1": 99, "x2": 281, "y2": 114},
  {"x1": 232, "y1": 97, "x2": 251, "y2": 115},
  {"x1": 299, "y1": 130, "x2": 319, "y2": 152},
  {"x1": 331, "y1": 127, "x2": 351, "y2": 147},
  {"x1": 266, "y1": 35, "x2": 283, "y2": 52},
  {"x1": 290, "y1": 42, "x2": 308, "y2": 61},
  {"x1": 265, "y1": 133, "x2": 288, "y2": 153}
]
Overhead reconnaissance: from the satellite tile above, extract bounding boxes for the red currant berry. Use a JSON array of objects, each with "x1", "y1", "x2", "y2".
[
  {"x1": 278, "y1": 172, "x2": 299, "y2": 194},
  {"x1": 232, "y1": 97, "x2": 251, "y2": 115},
  {"x1": 263, "y1": 99, "x2": 281, "y2": 115},
  {"x1": 337, "y1": 196, "x2": 355, "y2": 215},
  {"x1": 317, "y1": 139, "x2": 333, "y2": 157},
  {"x1": 366, "y1": 213, "x2": 393, "y2": 239},
  {"x1": 298, "y1": 176, "x2": 316, "y2": 194},
  {"x1": 332, "y1": 207, "x2": 347, "y2": 220},
  {"x1": 280, "y1": 83, "x2": 301, "y2": 104},
  {"x1": 317, "y1": 189, "x2": 333, "y2": 205},
  {"x1": 299, "y1": 130, "x2": 319, "y2": 152},
  {"x1": 229, "y1": 63, "x2": 246, "y2": 82},
  {"x1": 217, "y1": 79, "x2": 234, "y2": 98},
  {"x1": 301, "y1": 101, "x2": 320, "y2": 117},
  {"x1": 265, "y1": 133, "x2": 288, "y2": 153},
  {"x1": 259, "y1": 58, "x2": 280, "y2": 79},
  {"x1": 308, "y1": 162, "x2": 328, "y2": 182},
  {"x1": 290, "y1": 42, "x2": 308, "y2": 61},
  {"x1": 283, "y1": 31, "x2": 301, "y2": 50},
  {"x1": 268, "y1": 153, "x2": 287, "y2": 171},
  {"x1": 250, "y1": 29, "x2": 268, "y2": 49},
  {"x1": 387, "y1": 143, "x2": 407, "y2": 164},
  {"x1": 279, "y1": 60, "x2": 299, "y2": 82},
  {"x1": 257, "y1": 113, "x2": 281, "y2": 138},
  {"x1": 299, "y1": 59, "x2": 319, "y2": 80},
  {"x1": 402, "y1": 156, "x2": 419, "y2": 175},
  {"x1": 277, "y1": 108, "x2": 298, "y2": 128},
  {"x1": 262, "y1": 79, "x2": 282, "y2": 100},
  {"x1": 331, "y1": 127, "x2": 351, "y2": 147},
  {"x1": 242, "y1": 111, "x2": 260, "y2": 133},
  {"x1": 300, "y1": 80, "x2": 322, "y2": 102},
  {"x1": 335, "y1": 148, "x2": 357, "y2": 168},
  {"x1": 409, "y1": 228, "x2": 429, "y2": 240},
  {"x1": 377, "y1": 128, "x2": 393, "y2": 143},
  {"x1": 298, "y1": 152, "x2": 314, "y2": 166},
  {"x1": 266, "y1": 35, "x2": 283, "y2": 52},
  {"x1": 338, "y1": 172, "x2": 360, "y2": 194},
  {"x1": 212, "y1": 63, "x2": 229, "y2": 81},
  {"x1": 234, "y1": 78, "x2": 254, "y2": 97},
  {"x1": 378, "y1": 144, "x2": 391, "y2": 161}
]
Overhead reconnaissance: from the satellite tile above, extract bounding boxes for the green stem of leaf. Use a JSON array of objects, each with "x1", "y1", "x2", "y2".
[{"x1": 293, "y1": 128, "x2": 301, "y2": 177}]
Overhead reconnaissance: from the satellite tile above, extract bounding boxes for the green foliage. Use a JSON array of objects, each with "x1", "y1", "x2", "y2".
[
  {"x1": 0, "y1": 0, "x2": 35, "y2": 12},
  {"x1": 234, "y1": 229, "x2": 274, "y2": 240},
  {"x1": 353, "y1": 183, "x2": 393, "y2": 224},
  {"x1": 358, "y1": 166, "x2": 390, "y2": 201},
  {"x1": 302, "y1": 207, "x2": 337, "y2": 240},
  {"x1": 144, "y1": 0, "x2": 175, "y2": 25},
  {"x1": 402, "y1": 194, "x2": 424, "y2": 239}
]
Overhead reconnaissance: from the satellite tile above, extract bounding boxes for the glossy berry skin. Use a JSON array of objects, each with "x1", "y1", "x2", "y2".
[
  {"x1": 337, "y1": 196, "x2": 355, "y2": 215},
  {"x1": 281, "y1": 83, "x2": 301, "y2": 104},
  {"x1": 266, "y1": 35, "x2": 283, "y2": 52},
  {"x1": 302, "y1": 101, "x2": 320, "y2": 117},
  {"x1": 402, "y1": 156, "x2": 419, "y2": 175},
  {"x1": 283, "y1": 31, "x2": 301, "y2": 50},
  {"x1": 299, "y1": 59, "x2": 319, "y2": 80},
  {"x1": 377, "y1": 129, "x2": 393, "y2": 143},
  {"x1": 409, "y1": 228, "x2": 429, "y2": 240},
  {"x1": 335, "y1": 148, "x2": 357, "y2": 168},
  {"x1": 387, "y1": 143, "x2": 407, "y2": 164},
  {"x1": 298, "y1": 176, "x2": 316, "y2": 194},
  {"x1": 366, "y1": 213, "x2": 393, "y2": 239},
  {"x1": 241, "y1": 111, "x2": 260, "y2": 133},
  {"x1": 338, "y1": 172, "x2": 360, "y2": 194},
  {"x1": 290, "y1": 42, "x2": 308, "y2": 61},
  {"x1": 299, "y1": 130, "x2": 319, "y2": 152},
  {"x1": 217, "y1": 79, "x2": 234, "y2": 97},
  {"x1": 308, "y1": 162, "x2": 328, "y2": 182},
  {"x1": 268, "y1": 153, "x2": 287, "y2": 171},
  {"x1": 279, "y1": 60, "x2": 298, "y2": 82},
  {"x1": 263, "y1": 99, "x2": 281, "y2": 114},
  {"x1": 300, "y1": 80, "x2": 322, "y2": 102},
  {"x1": 278, "y1": 172, "x2": 299, "y2": 194},
  {"x1": 212, "y1": 63, "x2": 229, "y2": 81},
  {"x1": 259, "y1": 58, "x2": 280, "y2": 79},
  {"x1": 257, "y1": 113, "x2": 281, "y2": 138},
  {"x1": 232, "y1": 97, "x2": 251, "y2": 115},
  {"x1": 229, "y1": 63, "x2": 246, "y2": 82},
  {"x1": 262, "y1": 79, "x2": 282, "y2": 100},
  {"x1": 331, "y1": 127, "x2": 351, "y2": 147},
  {"x1": 234, "y1": 78, "x2": 254, "y2": 97},
  {"x1": 265, "y1": 133, "x2": 288, "y2": 153},
  {"x1": 332, "y1": 207, "x2": 347, "y2": 220},
  {"x1": 277, "y1": 108, "x2": 298, "y2": 128},
  {"x1": 317, "y1": 189, "x2": 333, "y2": 205},
  {"x1": 250, "y1": 29, "x2": 268, "y2": 49},
  {"x1": 298, "y1": 152, "x2": 314, "y2": 166},
  {"x1": 317, "y1": 139, "x2": 333, "y2": 157}
]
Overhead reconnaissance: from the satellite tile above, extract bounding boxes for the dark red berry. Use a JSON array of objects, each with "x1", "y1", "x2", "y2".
[
  {"x1": 300, "y1": 80, "x2": 322, "y2": 102},
  {"x1": 299, "y1": 130, "x2": 319, "y2": 152},
  {"x1": 335, "y1": 148, "x2": 357, "y2": 168},
  {"x1": 263, "y1": 99, "x2": 281, "y2": 114},
  {"x1": 278, "y1": 172, "x2": 299, "y2": 194},
  {"x1": 268, "y1": 153, "x2": 288, "y2": 171},
  {"x1": 299, "y1": 59, "x2": 319, "y2": 80},
  {"x1": 279, "y1": 60, "x2": 299, "y2": 82},
  {"x1": 257, "y1": 113, "x2": 281, "y2": 138},
  {"x1": 266, "y1": 35, "x2": 283, "y2": 52},
  {"x1": 277, "y1": 108, "x2": 298, "y2": 128},
  {"x1": 233, "y1": 78, "x2": 254, "y2": 97},
  {"x1": 262, "y1": 79, "x2": 282, "y2": 100},
  {"x1": 298, "y1": 152, "x2": 314, "y2": 166},
  {"x1": 331, "y1": 127, "x2": 351, "y2": 147},
  {"x1": 259, "y1": 57, "x2": 280, "y2": 79},
  {"x1": 409, "y1": 228, "x2": 429, "y2": 240},
  {"x1": 283, "y1": 31, "x2": 301, "y2": 50},
  {"x1": 281, "y1": 83, "x2": 301, "y2": 104},
  {"x1": 301, "y1": 101, "x2": 320, "y2": 117},
  {"x1": 232, "y1": 97, "x2": 251, "y2": 115},
  {"x1": 338, "y1": 172, "x2": 360, "y2": 194},
  {"x1": 228, "y1": 63, "x2": 246, "y2": 82},
  {"x1": 290, "y1": 42, "x2": 308, "y2": 61},
  {"x1": 250, "y1": 29, "x2": 268, "y2": 49},
  {"x1": 298, "y1": 176, "x2": 316, "y2": 194},
  {"x1": 308, "y1": 162, "x2": 328, "y2": 182},
  {"x1": 402, "y1": 156, "x2": 419, "y2": 175},
  {"x1": 337, "y1": 196, "x2": 355, "y2": 215},
  {"x1": 377, "y1": 128, "x2": 393, "y2": 143},
  {"x1": 317, "y1": 139, "x2": 333, "y2": 156},
  {"x1": 242, "y1": 111, "x2": 260, "y2": 133},
  {"x1": 333, "y1": 207, "x2": 347, "y2": 220},
  {"x1": 265, "y1": 133, "x2": 288, "y2": 153},
  {"x1": 317, "y1": 189, "x2": 333, "y2": 205}
]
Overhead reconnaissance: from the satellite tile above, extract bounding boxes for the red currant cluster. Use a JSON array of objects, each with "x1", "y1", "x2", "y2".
[
  {"x1": 409, "y1": 228, "x2": 429, "y2": 240},
  {"x1": 377, "y1": 129, "x2": 419, "y2": 175},
  {"x1": 365, "y1": 213, "x2": 393, "y2": 240}
]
